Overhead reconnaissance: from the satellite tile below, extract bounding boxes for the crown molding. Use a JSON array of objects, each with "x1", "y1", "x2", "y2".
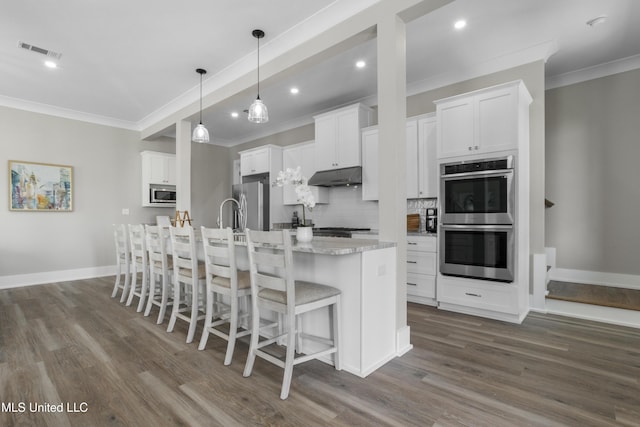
[
  {"x1": 546, "y1": 53, "x2": 640, "y2": 90},
  {"x1": 407, "y1": 39, "x2": 558, "y2": 97},
  {"x1": 0, "y1": 94, "x2": 140, "y2": 130}
]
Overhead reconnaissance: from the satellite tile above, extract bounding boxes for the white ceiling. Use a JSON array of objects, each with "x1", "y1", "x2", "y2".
[{"x1": 2, "y1": 0, "x2": 640, "y2": 146}]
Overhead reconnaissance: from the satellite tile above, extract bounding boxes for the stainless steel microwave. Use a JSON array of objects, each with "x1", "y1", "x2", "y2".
[{"x1": 149, "y1": 185, "x2": 176, "y2": 204}]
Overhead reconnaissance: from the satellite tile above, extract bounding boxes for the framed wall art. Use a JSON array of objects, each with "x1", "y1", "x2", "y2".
[{"x1": 9, "y1": 160, "x2": 73, "y2": 211}]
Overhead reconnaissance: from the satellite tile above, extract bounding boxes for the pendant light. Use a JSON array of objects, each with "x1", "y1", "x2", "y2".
[
  {"x1": 192, "y1": 68, "x2": 210, "y2": 143},
  {"x1": 248, "y1": 29, "x2": 268, "y2": 123}
]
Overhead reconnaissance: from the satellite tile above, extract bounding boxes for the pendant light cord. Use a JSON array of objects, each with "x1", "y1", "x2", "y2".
[
  {"x1": 256, "y1": 34, "x2": 260, "y2": 99},
  {"x1": 199, "y1": 72, "x2": 203, "y2": 124}
]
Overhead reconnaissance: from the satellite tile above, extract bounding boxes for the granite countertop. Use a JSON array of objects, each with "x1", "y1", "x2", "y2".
[{"x1": 233, "y1": 234, "x2": 395, "y2": 255}]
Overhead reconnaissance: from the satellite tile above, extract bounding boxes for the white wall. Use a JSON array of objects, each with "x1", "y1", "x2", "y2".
[
  {"x1": 0, "y1": 106, "x2": 228, "y2": 286},
  {"x1": 545, "y1": 68, "x2": 640, "y2": 277}
]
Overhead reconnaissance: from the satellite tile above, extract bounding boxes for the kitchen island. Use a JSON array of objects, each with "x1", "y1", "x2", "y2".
[{"x1": 232, "y1": 235, "x2": 398, "y2": 378}]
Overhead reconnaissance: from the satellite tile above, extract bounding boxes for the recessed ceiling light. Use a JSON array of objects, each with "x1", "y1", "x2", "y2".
[
  {"x1": 454, "y1": 20, "x2": 467, "y2": 30},
  {"x1": 586, "y1": 15, "x2": 607, "y2": 27},
  {"x1": 231, "y1": 111, "x2": 239, "y2": 118},
  {"x1": 290, "y1": 87, "x2": 299, "y2": 95},
  {"x1": 356, "y1": 60, "x2": 366, "y2": 69},
  {"x1": 44, "y1": 60, "x2": 57, "y2": 69}
]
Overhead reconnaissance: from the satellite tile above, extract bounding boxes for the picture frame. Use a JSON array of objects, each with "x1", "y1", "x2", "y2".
[{"x1": 8, "y1": 160, "x2": 73, "y2": 211}]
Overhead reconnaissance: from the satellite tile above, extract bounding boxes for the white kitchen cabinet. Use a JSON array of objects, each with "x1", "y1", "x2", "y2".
[
  {"x1": 405, "y1": 119, "x2": 419, "y2": 199},
  {"x1": 314, "y1": 103, "x2": 372, "y2": 171},
  {"x1": 281, "y1": 142, "x2": 328, "y2": 205},
  {"x1": 142, "y1": 151, "x2": 175, "y2": 186},
  {"x1": 437, "y1": 275, "x2": 521, "y2": 322},
  {"x1": 362, "y1": 116, "x2": 436, "y2": 201},
  {"x1": 361, "y1": 126, "x2": 379, "y2": 201},
  {"x1": 406, "y1": 234, "x2": 437, "y2": 305},
  {"x1": 417, "y1": 114, "x2": 437, "y2": 198},
  {"x1": 436, "y1": 81, "x2": 532, "y2": 159},
  {"x1": 240, "y1": 147, "x2": 271, "y2": 176},
  {"x1": 141, "y1": 151, "x2": 176, "y2": 207}
]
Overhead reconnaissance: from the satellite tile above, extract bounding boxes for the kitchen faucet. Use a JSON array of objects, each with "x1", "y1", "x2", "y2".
[{"x1": 218, "y1": 197, "x2": 242, "y2": 230}]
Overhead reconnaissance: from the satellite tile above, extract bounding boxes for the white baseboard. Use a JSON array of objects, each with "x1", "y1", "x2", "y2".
[
  {"x1": 0, "y1": 265, "x2": 116, "y2": 290},
  {"x1": 549, "y1": 268, "x2": 640, "y2": 291},
  {"x1": 396, "y1": 325, "x2": 413, "y2": 356},
  {"x1": 545, "y1": 299, "x2": 639, "y2": 329}
]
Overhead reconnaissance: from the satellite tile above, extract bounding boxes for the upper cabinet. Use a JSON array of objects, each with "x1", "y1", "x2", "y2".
[
  {"x1": 142, "y1": 151, "x2": 176, "y2": 186},
  {"x1": 361, "y1": 126, "x2": 379, "y2": 201},
  {"x1": 314, "y1": 103, "x2": 372, "y2": 171},
  {"x1": 362, "y1": 115, "x2": 437, "y2": 201},
  {"x1": 405, "y1": 119, "x2": 419, "y2": 199},
  {"x1": 282, "y1": 142, "x2": 329, "y2": 205},
  {"x1": 417, "y1": 114, "x2": 437, "y2": 198},
  {"x1": 141, "y1": 151, "x2": 176, "y2": 207},
  {"x1": 240, "y1": 146, "x2": 272, "y2": 176},
  {"x1": 435, "y1": 81, "x2": 532, "y2": 159}
]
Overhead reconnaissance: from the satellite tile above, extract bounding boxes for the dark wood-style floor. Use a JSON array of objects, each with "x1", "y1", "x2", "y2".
[
  {"x1": 1, "y1": 277, "x2": 639, "y2": 426},
  {"x1": 547, "y1": 280, "x2": 640, "y2": 311}
]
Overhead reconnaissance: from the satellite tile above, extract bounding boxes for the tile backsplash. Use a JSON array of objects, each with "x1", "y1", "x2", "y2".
[
  {"x1": 407, "y1": 198, "x2": 437, "y2": 232},
  {"x1": 282, "y1": 186, "x2": 436, "y2": 231}
]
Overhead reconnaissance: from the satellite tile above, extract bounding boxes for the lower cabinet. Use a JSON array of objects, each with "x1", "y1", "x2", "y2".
[
  {"x1": 406, "y1": 235, "x2": 437, "y2": 306},
  {"x1": 436, "y1": 275, "x2": 524, "y2": 323}
]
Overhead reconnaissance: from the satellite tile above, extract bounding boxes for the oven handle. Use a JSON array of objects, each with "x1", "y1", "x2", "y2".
[
  {"x1": 441, "y1": 224, "x2": 514, "y2": 231},
  {"x1": 441, "y1": 169, "x2": 513, "y2": 179}
]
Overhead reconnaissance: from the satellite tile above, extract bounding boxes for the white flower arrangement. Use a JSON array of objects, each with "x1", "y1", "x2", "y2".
[{"x1": 274, "y1": 166, "x2": 315, "y2": 225}]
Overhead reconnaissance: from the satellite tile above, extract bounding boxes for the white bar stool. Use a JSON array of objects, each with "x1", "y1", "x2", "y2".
[
  {"x1": 126, "y1": 224, "x2": 149, "y2": 312},
  {"x1": 111, "y1": 224, "x2": 131, "y2": 303},
  {"x1": 243, "y1": 229, "x2": 341, "y2": 400},
  {"x1": 144, "y1": 225, "x2": 173, "y2": 324},
  {"x1": 167, "y1": 226, "x2": 206, "y2": 343},
  {"x1": 198, "y1": 226, "x2": 252, "y2": 365}
]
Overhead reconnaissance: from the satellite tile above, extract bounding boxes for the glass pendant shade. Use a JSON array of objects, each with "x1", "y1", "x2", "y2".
[
  {"x1": 192, "y1": 123, "x2": 210, "y2": 143},
  {"x1": 248, "y1": 29, "x2": 268, "y2": 124},
  {"x1": 192, "y1": 68, "x2": 210, "y2": 143},
  {"x1": 248, "y1": 97, "x2": 269, "y2": 123}
]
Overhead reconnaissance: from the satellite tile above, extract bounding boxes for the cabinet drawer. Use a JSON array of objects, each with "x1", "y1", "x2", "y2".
[
  {"x1": 406, "y1": 273, "x2": 435, "y2": 298},
  {"x1": 437, "y1": 280, "x2": 518, "y2": 314},
  {"x1": 406, "y1": 251, "x2": 436, "y2": 275},
  {"x1": 407, "y1": 235, "x2": 436, "y2": 252}
]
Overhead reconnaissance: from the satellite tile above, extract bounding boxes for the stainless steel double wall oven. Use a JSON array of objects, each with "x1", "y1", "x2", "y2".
[{"x1": 439, "y1": 155, "x2": 515, "y2": 282}]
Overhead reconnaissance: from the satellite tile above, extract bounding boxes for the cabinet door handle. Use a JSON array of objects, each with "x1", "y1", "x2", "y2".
[
  {"x1": 474, "y1": 146, "x2": 479, "y2": 150},
  {"x1": 468, "y1": 146, "x2": 473, "y2": 151},
  {"x1": 408, "y1": 242, "x2": 418, "y2": 245},
  {"x1": 465, "y1": 292, "x2": 482, "y2": 298},
  {"x1": 407, "y1": 282, "x2": 417, "y2": 286},
  {"x1": 407, "y1": 261, "x2": 417, "y2": 264}
]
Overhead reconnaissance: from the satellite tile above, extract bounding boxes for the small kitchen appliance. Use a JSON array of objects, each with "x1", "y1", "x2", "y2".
[{"x1": 426, "y1": 208, "x2": 438, "y2": 233}]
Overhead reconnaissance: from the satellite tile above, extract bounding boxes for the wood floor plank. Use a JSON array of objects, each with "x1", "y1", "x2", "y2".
[{"x1": 2, "y1": 280, "x2": 640, "y2": 426}]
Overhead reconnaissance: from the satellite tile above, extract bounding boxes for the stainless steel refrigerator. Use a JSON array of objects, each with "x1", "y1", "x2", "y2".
[{"x1": 232, "y1": 173, "x2": 269, "y2": 231}]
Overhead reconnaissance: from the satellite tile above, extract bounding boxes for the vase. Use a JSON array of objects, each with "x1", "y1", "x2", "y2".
[{"x1": 296, "y1": 226, "x2": 313, "y2": 243}]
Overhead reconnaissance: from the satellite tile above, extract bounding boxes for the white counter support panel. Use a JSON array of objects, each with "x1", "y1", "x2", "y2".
[{"x1": 292, "y1": 247, "x2": 397, "y2": 377}]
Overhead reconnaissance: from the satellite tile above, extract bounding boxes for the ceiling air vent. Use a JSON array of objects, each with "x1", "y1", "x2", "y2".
[{"x1": 17, "y1": 41, "x2": 62, "y2": 59}]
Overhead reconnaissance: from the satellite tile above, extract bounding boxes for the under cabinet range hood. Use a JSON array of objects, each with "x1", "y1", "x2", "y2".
[{"x1": 308, "y1": 166, "x2": 362, "y2": 187}]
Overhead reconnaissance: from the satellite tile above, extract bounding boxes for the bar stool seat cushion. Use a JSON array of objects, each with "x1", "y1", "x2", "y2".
[
  {"x1": 258, "y1": 281, "x2": 340, "y2": 306},
  {"x1": 152, "y1": 255, "x2": 173, "y2": 269},
  {"x1": 177, "y1": 263, "x2": 206, "y2": 279},
  {"x1": 211, "y1": 270, "x2": 251, "y2": 289}
]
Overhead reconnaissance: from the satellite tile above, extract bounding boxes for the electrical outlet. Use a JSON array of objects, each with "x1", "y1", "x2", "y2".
[{"x1": 121, "y1": 208, "x2": 129, "y2": 215}]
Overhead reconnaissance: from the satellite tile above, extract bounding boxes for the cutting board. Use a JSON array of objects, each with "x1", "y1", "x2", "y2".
[{"x1": 407, "y1": 214, "x2": 420, "y2": 232}]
